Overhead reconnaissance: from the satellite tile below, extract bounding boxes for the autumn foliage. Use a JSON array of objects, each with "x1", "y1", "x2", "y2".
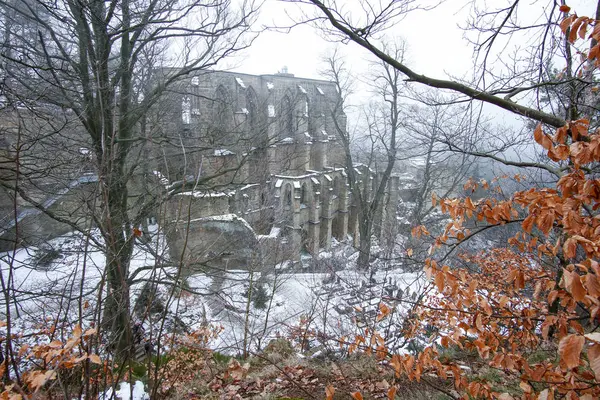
[
  {"x1": 336, "y1": 8, "x2": 600, "y2": 400},
  {"x1": 0, "y1": 324, "x2": 103, "y2": 399}
]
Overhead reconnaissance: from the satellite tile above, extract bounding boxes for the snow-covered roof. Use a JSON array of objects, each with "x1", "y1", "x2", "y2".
[
  {"x1": 235, "y1": 77, "x2": 246, "y2": 88},
  {"x1": 176, "y1": 190, "x2": 235, "y2": 198},
  {"x1": 152, "y1": 170, "x2": 170, "y2": 186},
  {"x1": 0, "y1": 174, "x2": 99, "y2": 234},
  {"x1": 214, "y1": 149, "x2": 235, "y2": 156},
  {"x1": 189, "y1": 214, "x2": 255, "y2": 233}
]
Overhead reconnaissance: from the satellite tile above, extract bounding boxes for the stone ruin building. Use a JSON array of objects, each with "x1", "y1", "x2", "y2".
[
  {"x1": 158, "y1": 70, "x2": 399, "y2": 272},
  {"x1": 0, "y1": 69, "x2": 400, "y2": 271}
]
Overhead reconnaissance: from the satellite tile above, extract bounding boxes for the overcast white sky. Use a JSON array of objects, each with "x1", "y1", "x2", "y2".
[
  {"x1": 230, "y1": 0, "x2": 470, "y2": 80},
  {"x1": 227, "y1": 0, "x2": 595, "y2": 84},
  {"x1": 224, "y1": 0, "x2": 596, "y2": 127}
]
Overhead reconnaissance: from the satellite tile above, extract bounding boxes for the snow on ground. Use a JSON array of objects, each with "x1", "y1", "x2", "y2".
[
  {"x1": 0, "y1": 226, "x2": 427, "y2": 359},
  {"x1": 100, "y1": 381, "x2": 149, "y2": 400}
]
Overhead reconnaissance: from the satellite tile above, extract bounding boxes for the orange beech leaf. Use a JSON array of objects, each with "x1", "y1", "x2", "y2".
[
  {"x1": 533, "y1": 123, "x2": 544, "y2": 144},
  {"x1": 73, "y1": 324, "x2": 82, "y2": 337},
  {"x1": 584, "y1": 274, "x2": 600, "y2": 297},
  {"x1": 552, "y1": 144, "x2": 570, "y2": 160},
  {"x1": 133, "y1": 227, "x2": 143, "y2": 237},
  {"x1": 563, "y1": 237, "x2": 577, "y2": 258},
  {"x1": 560, "y1": 15, "x2": 576, "y2": 34},
  {"x1": 88, "y1": 354, "x2": 102, "y2": 364},
  {"x1": 522, "y1": 215, "x2": 534, "y2": 233},
  {"x1": 435, "y1": 271, "x2": 445, "y2": 292},
  {"x1": 559, "y1": 5, "x2": 571, "y2": 13},
  {"x1": 538, "y1": 212, "x2": 555, "y2": 235},
  {"x1": 351, "y1": 392, "x2": 363, "y2": 400},
  {"x1": 589, "y1": 344, "x2": 600, "y2": 379},
  {"x1": 519, "y1": 381, "x2": 532, "y2": 393},
  {"x1": 29, "y1": 370, "x2": 56, "y2": 391},
  {"x1": 388, "y1": 386, "x2": 397, "y2": 399},
  {"x1": 17, "y1": 344, "x2": 29, "y2": 358},
  {"x1": 377, "y1": 303, "x2": 391, "y2": 322},
  {"x1": 534, "y1": 124, "x2": 553, "y2": 150},
  {"x1": 407, "y1": 248, "x2": 413, "y2": 257},
  {"x1": 325, "y1": 384, "x2": 335, "y2": 400},
  {"x1": 591, "y1": 43, "x2": 600, "y2": 60},
  {"x1": 569, "y1": 17, "x2": 585, "y2": 43},
  {"x1": 83, "y1": 328, "x2": 97, "y2": 337},
  {"x1": 475, "y1": 313, "x2": 483, "y2": 332},
  {"x1": 579, "y1": 20, "x2": 589, "y2": 39},
  {"x1": 554, "y1": 126, "x2": 568, "y2": 143},
  {"x1": 558, "y1": 334, "x2": 584, "y2": 369},
  {"x1": 563, "y1": 269, "x2": 587, "y2": 301}
]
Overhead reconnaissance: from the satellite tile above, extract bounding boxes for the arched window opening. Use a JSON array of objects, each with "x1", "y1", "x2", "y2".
[
  {"x1": 211, "y1": 85, "x2": 231, "y2": 145},
  {"x1": 300, "y1": 184, "x2": 307, "y2": 205},
  {"x1": 285, "y1": 187, "x2": 292, "y2": 207},
  {"x1": 280, "y1": 94, "x2": 293, "y2": 137},
  {"x1": 246, "y1": 87, "x2": 259, "y2": 134}
]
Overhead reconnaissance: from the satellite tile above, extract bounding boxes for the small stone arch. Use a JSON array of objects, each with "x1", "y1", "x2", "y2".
[
  {"x1": 212, "y1": 85, "x2": 233, "y2": 144},
  {"x1": 283, "y1": 183, "x2": 293, "y2": 208},
  {"x1": 300, "y1": 182, "x2": 309, "y2": 206},
  {"x1": 295, "y1": 91, "x2": 310, "y2": 135},
  {"x1": 281, "y1": 183, "x2": 294, "y2": 230},
  {"x1": 246, "y1": 86, "x2": 259, "y2": 134},
  {"x1": 279, "y1": 92, "x2": 294, "y2": 138},
  {"x1": 333, "y1": 176, "x2": 341, "y2": 198}
]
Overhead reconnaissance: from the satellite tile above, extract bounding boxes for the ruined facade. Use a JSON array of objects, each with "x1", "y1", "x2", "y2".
[
  {"x1": 158, "y1": 70, "x2": 398, "y2": 271},
  {"x1": 0, "y1": 69, "x2": 400, "y2": 269}
]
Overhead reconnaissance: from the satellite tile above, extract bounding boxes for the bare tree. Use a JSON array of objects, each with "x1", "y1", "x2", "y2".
[
  {"x1": 0, "y1": 0, "x2": 259, "y2": 359},
  {"x1": 299, "y1": 0, "x2": 600, "y2": 129},
  {"x1": 322, "y1": 44, "x2": 404, "y2": 268}
]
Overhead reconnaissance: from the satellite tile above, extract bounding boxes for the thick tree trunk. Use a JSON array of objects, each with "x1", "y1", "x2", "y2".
[
  {"x1": 357, "y1": 214, "x2": 373, "y2": 269},
  {"x1": 101, "y1": 166, "x2": 134, "y2": 358}
]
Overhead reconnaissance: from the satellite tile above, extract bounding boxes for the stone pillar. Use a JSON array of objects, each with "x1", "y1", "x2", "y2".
[
  {"x1": 320, "y1": 175, "x2": 333, "y2": 250},
  {"x1": 307, "y1": 186, "x2": 321, "y2": 257},
  {"x1": 332, "y1": 174, "x2": 349, "y2": 241},
  {"x1": 293, "y1": 142, "x2": 310, "y2": 173},
  {"x1": 237, "y1": 155, "x2": 250, "y2": 183},
  {"x1": 289, "y1": 181, "x2": 302, "y2": 261}
]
